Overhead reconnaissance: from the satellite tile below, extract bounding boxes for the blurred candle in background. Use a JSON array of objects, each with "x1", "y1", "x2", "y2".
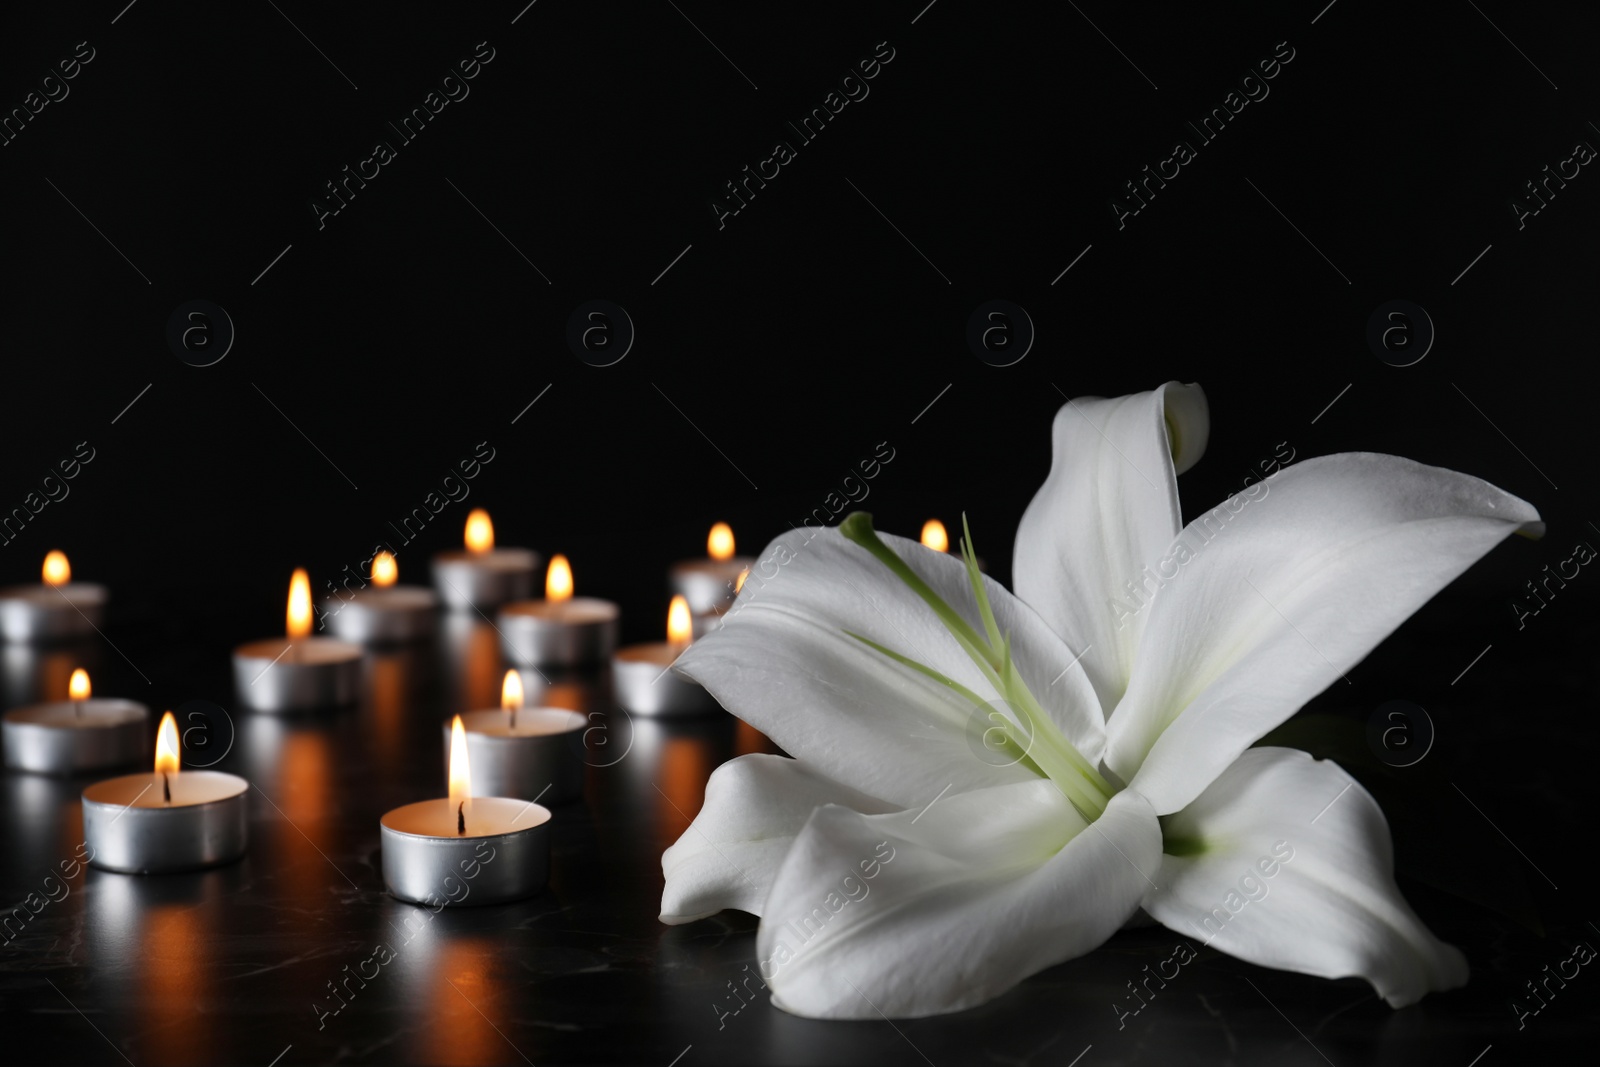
[
  {"x1": 668, "y1": 523, "x2": 755, "y2": 615},
  {"x1": 432, "y1": 509, "x2": 539, "y2": 612}
]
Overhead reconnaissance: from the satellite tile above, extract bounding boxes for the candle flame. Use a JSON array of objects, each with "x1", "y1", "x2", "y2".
[
  {"x1": 68, "y1": 669, "x2": 91, "y2": 701},
  {"x1": 372, "y1": 551, "x2": 398, "y2": 588},
  {"x1": 667, "y1": 595, "x2": 693, "y2": 646},
  {"x1": 501, "y1": 669, "x2": 524, "y2": 712},
  {"x1": 287, "y1": 568, "x2": 313, "y2": 639},
  {"x1": 448, "y1": 714, "x2": 472, "y2": 802},
  {"x1": 464, "y1": 509, "x2": 494, "y2": 554},
  {"x1": 42, "y1": 550, "x2": 70, "y2": 586},
  {"x1": 735, "y1": 567, "x2": 749, "y2": 594},
  {"x1": 707, "y1": 522, "x2": 735, "y2": 561},
  {"x1": 546, "y1": 554, "x2": 573, "y2": 602},
  {"x1": 920, "y1": 519, "x2": 950, "y2": 553},
  {"x1": 154, "y1": 711, "x2": 180, "y2": 777}
]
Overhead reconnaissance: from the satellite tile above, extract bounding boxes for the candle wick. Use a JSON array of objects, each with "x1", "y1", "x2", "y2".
[
  {"x1": 457, "y1": 801, "x2": 466, "y2": 836},
  {"x1": 509, "y1": 707, "x2": 516, "y2": 730},
  {"x1": 162, "y1": 772, "x2": 171, "y2": 804},
  {"x1": 74, "y1": 701, "x2": 81, "y2": 719}
]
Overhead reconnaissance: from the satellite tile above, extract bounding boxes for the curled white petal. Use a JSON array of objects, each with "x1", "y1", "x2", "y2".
[
  {"x1": 1013, "y1": 382, "x2": 1209, "y2": 715},
  {"x1": 661, "y1": 754, "x2": 893, "y2": 925}
]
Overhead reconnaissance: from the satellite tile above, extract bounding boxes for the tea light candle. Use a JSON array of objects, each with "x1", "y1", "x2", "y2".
[
  {"x1": 82, "y1": 712, "x2": 249, "y2": 873},
  {"x1": 444, "y1": 671, "x2": 585, "y2": 804},
  {"x1": 668, "y1": 523, "x2": 754, "y2": 615},
  {"x1": 612, "y1": 595, "x2": 719, "y2": 716},
  {"x1": 433, "y1": 509, "x2": 539, "y2": 612},
  {"x1": 3, "y1": 668, "x2": 149, "y2": 774},
  {"x1": 0, "y1": 551, "x2": 108, "y2": 642},
  {"x1": 498, "y1": 555, "x2": 619, "y2": 667},
  {"x1": 921, "y1": 519, "x2": 986, "y2": 571},
  {"x1": 382, "y1": 715, "x2": 551, "y2": 906},
  {"x1": 325, "y1": 551, "x2": 438, "y2": 643},
  {"x1": 233, "y1": 569, "x2": 362, "y2": 713}
]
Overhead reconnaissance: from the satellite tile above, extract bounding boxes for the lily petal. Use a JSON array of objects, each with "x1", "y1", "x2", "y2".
[
  {"x1": 1143, "y1": 747, "x2": 1468, "y2": 1007},
  {"x1": 1108, "y1": 453, "x2": 1542, "y2": 814},
  {"x1": 675, "y1": 528, "x2": 1105, "y2": 807},
  {"x1": 661, "y1": 754, "x2": 894, "y2": 924},
  {"x1": 1013, "y1": 383, "x2": 1210, "y2": 713},
  {"x1": 758, "y1": 784, "x2": 1159, "y2": 1018}
]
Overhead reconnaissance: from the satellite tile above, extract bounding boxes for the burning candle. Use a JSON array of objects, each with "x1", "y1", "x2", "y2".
[
  {"x1": 497, "y1": 555, "x2": 620, "y2": 667},
  {"x1": 324, "y1": 551, "x2": 439, "y2": 643},
  {"x1": 0, "y1": 551, "x2": 108, "y2": 642},
  {"x1": 381, "y1": 714, "x2": 551, "y2": 906},
  {"x1": 921, "y1": 518, "x2": 985, "y2": 571},
  {"x1": 668, "y1": 523, "x2": 755, "y2": 615},
  {"x1": 432, "y1": 509, "x2": 539, "y2": 612},
  {"x1": 81, "y1": 711, "x2": 249, "y2": 873},
  {"x1": 446, "y1": 670, "x2": 585, "y2": 804},
  {"x1": 3, "y1": 668, "x2": 149, "y2": 774},
  {"x1": 611, "y1": 595, "x2": 720, "y2": 716},
  {"x1": 232, "y1": 569, "x2": 363, "y2": 712}
]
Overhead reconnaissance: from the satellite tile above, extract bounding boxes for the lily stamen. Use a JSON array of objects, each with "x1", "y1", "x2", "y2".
[{"x1": 839, "y1": 511, "x2": 1113, "y2": 817}]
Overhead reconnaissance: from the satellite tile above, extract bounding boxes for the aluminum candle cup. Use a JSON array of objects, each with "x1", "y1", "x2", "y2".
[
  {"x1": 232, "y1": 638, "x2": 362, "y2": 712},
  {"x1": 446, "y1": 710, "x2": 586, "y2": 804},
  {"x1": 612, "y1": 643, "x2": 720, "y2": 716},
  {"x1": 3, "y1": 699, "x2": 148, "y2": 774},
  {"x1": 498, "y1": 598, "x2": 619, "y2": 667},
  {"x1": 667, "y1": 559, "x2": 753, "y2": 615},
  {"x1": 380, "y1": 797, "x2": 550, "y2": 906},
  {"x1": 432, "y1": 550, "x2": 539, "y2": 611},
  {"x1": 82, "y1": 771, "x2": 249, "y2": 873},
  {"x1": 324, "y1": 586, "x2": 438, "y2": 643},
  {"x1": 690, "y1": 610, "x2": 724, "y2": 640},
  {"x1": 0, "y1": 583, "x2": 107, "y2": 642}
]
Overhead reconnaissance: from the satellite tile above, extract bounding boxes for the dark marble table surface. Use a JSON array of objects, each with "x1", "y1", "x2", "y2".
[{"x1": 1, "y1": 609, "x2": 1594, "y2": 1067}]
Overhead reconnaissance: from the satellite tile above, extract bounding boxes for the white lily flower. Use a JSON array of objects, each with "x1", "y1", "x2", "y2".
[{"x1": 661, "y1": 383, "x2": 1542, "y2": 1020}]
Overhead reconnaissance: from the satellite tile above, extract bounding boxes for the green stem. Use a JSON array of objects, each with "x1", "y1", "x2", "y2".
[
  {"x1": 839, "y1": 511, "x2": 1114, "y2": 817},
  {"x1": 840, "y1": 513, "x2": 998, "y2": 671}
]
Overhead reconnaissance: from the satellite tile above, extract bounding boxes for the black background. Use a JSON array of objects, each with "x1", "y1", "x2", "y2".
[{"x1": 2, "y1": 2, "x2": 1598, "y2": 1064}]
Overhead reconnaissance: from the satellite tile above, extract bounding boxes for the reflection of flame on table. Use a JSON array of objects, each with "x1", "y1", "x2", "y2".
[
  {"x1": 83, "y1": 870, "x2": 235, "y2": 1064},
  {"x1": 734, "y1": 719, "x2": 781, "y2": 758},
  {"x1": 366, "y1": 645, "x2": 432, "y2": 771},
  {"x1": 140, "y1": 905, "x2": 213, "y2": 1062},
  {"x1": 382, "y1": 928, "x2": 506, "y2": 1067},
  {"x1": 656, "y1": 735, "x2": 712, "y2": 845},
  {"x1": 441, "y1": 616, "x2": 502, "y2": 714},
  {"x1": 241, "y1": 718, "x2": 335, "y2": 896}
]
